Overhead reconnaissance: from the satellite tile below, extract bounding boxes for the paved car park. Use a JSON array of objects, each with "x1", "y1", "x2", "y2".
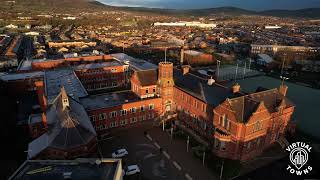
[{"x1": 98, "y1": 122, "x2": 185, "y2": 180}]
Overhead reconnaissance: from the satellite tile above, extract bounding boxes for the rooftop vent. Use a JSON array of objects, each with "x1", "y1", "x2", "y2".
[{"x1": 207, "y1": 77, "x2": 215, "y2": 86}]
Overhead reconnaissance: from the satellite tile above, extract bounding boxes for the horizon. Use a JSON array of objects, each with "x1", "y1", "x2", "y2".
[{"x1": 98, "y1": 0, "x2": 320, "y2": 11}]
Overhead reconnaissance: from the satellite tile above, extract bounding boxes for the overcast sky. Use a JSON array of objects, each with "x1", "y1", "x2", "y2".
[{"x1": 99, "y1": 0, "x2": 320, "y2": 10}]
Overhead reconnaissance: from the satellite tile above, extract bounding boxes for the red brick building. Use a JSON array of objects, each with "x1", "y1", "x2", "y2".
[{"x1": 2, "y1": 54, "x2": 295, "y2": 161}]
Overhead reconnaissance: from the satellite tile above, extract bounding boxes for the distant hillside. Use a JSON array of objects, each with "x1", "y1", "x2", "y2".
[
  {"x1": 113, "y1": 6, "x2": 320, "y2": 18},
  {"x1": 260, "y1": 8, "x2": 320, "y2": 18},
  {"x1": 0, "y1": 0, "x2": 320, "y2": 19},
  {"x1": 0, "y1": 0, "x2": 110, "y2": 12}
]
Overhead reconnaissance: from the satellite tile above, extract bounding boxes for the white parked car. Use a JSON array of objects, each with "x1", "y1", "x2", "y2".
[
  {"x1": 112, "y1": 149, "x2": 128, "y2": 158},
  {"x1": 126, "y1": 165, "x2": 140, "y2": 176}
]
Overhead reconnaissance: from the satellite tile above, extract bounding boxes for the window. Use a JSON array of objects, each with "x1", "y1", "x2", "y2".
[
  {"x1": 141, "y1": 105, "x2": 145, "y2": 112},
  {"x1": 99, "y1": 114, "x2": 103, "y2": 120},
  {"x1": 102, "y1": 113, "x2": 107, "y2": 119},
  {"x1": 149, "y1": 104, "x2": 155, "y2": 110},
  {"x1": 110, "y1": 111, "x2": 117, "y2": 118},
  {"x1": 146, "y1": 89, "x2": 149, "y2": 94},
  {"x1": 253, "y1": 120, "x2": 262, "y2": 132},
  {"x1": 132, "y1": 107, "x2": 137, "y2": 113},
  {"x1": 153, "y1": 88, "x2": 156, "y2": 93},
  {"x1": 120, "y1": 109, "x2": 127, "y2": 116},
  {"x1": 90, "y1": 115, "x2": 96, "y2": 122}
]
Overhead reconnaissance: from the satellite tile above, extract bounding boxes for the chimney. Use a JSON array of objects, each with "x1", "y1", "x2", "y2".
[
  {"x1": 232, "y1": 83, "x2": 241, "y2": 93},
  {"x1": 42, "y1": 113, "x2": 47, "y2": 129},
  {"x1": 181, "y1": 65, "x2": 190, "y2": 75},
  {"x1": 279, "y1": 85, "x2": 288, "y2": 96},
  {"x1": 180, "y1": 48, "x2": 184, "y2": 65},
  {"x1": 35, "y1": 81, "x2": 47, "y2": 111}
]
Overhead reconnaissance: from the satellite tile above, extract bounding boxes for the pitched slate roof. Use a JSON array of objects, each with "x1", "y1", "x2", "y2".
[
  {"x1": 28, "y1": 88, "x2": 96, "y2": 159},
  {"x1": 136, "y1": 70, "x2": 157, "y2": 86},
  {"x1": 173, "y1": 68, "x2": 238, "y2": 107},
  {"x1": 227, "y1": 88, "x2": 294, "y2": 123}
]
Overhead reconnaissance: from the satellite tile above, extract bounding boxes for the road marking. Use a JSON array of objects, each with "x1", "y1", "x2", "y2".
[
  {"x1": 163, "y1": 151, "x2": 170, "y2": 159},
  {"x1": 185, "y1": 173, "x2": 193, "y2": 180},
  {"x1": 172, "y1": 161, "x2": 182, "y2": 171},
  {"x1": 154, "y1": 142, "x2": 160, "y2": 149},
  {"x1": 146, "y1": 134, "x2": 153, "y2": 141}
]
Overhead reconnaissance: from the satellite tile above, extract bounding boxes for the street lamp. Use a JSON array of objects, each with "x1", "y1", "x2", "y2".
[
  {"x1": 280, "y1": 76, "x2": 289, "y2": 86},
  {"x1": 220, "y1": 160, "x2": 224, "y2": 180},
  {"x1": 217, "y1": 60, "x2": 221, "y2": 80},
  {"x1": 187, "y1": 136, "x2": 190, "y2": 152}
]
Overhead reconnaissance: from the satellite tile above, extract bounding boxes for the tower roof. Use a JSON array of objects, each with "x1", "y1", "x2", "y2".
[{"x1": 28, "y1": 90, "x2": 96, "y2": 159}]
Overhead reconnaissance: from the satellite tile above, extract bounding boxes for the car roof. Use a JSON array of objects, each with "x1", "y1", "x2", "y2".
[{"x1": 127, "y1": 165, "x2": 138, "y2": 170}]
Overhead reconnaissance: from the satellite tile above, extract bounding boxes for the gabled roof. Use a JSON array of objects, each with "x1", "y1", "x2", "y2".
[
  {"x1": 135, "y1": 70, "x2": 157, "y2": 86},
  {"x1": 28, "y1": 89, "x2": 96, "y2": 159},
  {"x1": 173, "y1": 68, "x2": 238, "y2": 107},
  {"x1": 227, "y1": 88, "x2": 294, "y2": 123}
]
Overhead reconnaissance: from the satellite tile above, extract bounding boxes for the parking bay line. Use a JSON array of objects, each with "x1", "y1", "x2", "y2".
[
  {"x1": 185, "y1": 173, "x2": 193, "y2": 180},
  {"x1": 154, "y1": 142, "x2": 160, "y2": 149},
  {"x1": 172, "y1": 161, "x2": 182, "y2": 171},
  {"x1": 163, "y1": 151, "x2": 170, "y2": 159}
]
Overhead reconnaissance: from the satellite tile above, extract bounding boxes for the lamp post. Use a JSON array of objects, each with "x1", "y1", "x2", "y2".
[
  {"x1": 162, "y1": 120, "x2": 165, "y2": 131},
  {"x1": 187, "y1": 136, "x2": 190, "y2": 152},
  {"x1": 220, "y1": 160, "x2": 224, "y2": 180},
  {"x1": 202, "y1": 151, "x2": 206, "y2": 166},
  {"x1": 234, "y1": 63, "x2": 239, "y2": 81},
  {"x1": 280, "y1": 76, "x2": 289, "y2": 86},
  {"x1": 217, "y1": 60, "x2": 221, "y2": 80}
]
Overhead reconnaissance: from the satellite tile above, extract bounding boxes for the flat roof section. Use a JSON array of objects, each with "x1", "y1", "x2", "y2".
[
  {"x1": 80, "y1": 91, "x2": 140, "y2": 111},
  {"x1": 74, "y1": 59, "x2": 123, "y2": 70},
  {"x1": 9, "y1": 158, "x2": 122, "y2": 180},
  {"x1": 0, "y1": 71, "x2": 44, "y2": 81},
  {"x1": 111, "y1": 53, "x2": 158, "y2": 71},
  {"x1": 45, "y1": 69, "x2": 88, "y2": 104}
]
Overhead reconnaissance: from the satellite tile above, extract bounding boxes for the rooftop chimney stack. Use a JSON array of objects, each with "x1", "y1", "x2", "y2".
[
  {"x1": 279, "y1": 85, "x2": 288, "y2": 96},
  {"x1": 182, "y1": 65, "x2": 191, "y2": 75},
  {"x1": 232, "y1": 83, "x2": 241, "y2": 93},
  {"x1": 180, "y1": 48, "x2": 184, "y2": 65}
]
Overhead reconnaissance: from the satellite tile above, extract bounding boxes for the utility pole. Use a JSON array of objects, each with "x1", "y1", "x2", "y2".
[{"x1": 187, "y1": 136, "x2": 190, "y2": 152}]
